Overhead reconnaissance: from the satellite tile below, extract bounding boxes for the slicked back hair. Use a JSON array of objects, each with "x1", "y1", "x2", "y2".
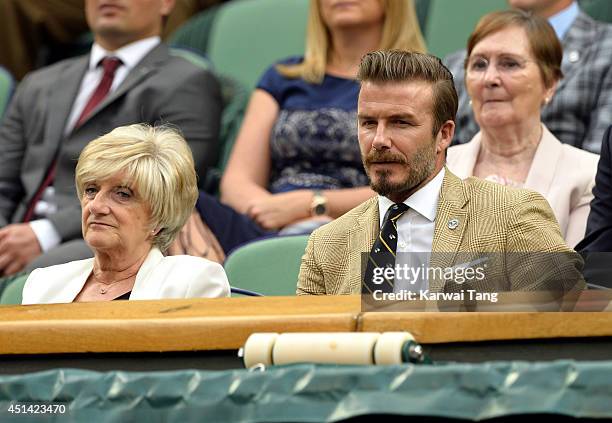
[{"x1": 357, "y1": 50, "x2": 458, "y2": 136}]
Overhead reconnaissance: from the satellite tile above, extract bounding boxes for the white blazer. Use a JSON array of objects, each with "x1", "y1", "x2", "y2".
[
  {"x1": 22, "y1": 248, "x2": 230, "y2": 304},
  {"x1": 447, "y1": 125, "x2": 599, "y2": 247}
]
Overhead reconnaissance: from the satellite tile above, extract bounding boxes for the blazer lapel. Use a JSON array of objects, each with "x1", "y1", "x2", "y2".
[
  {"x1": 524, "y1": 125, "x2": 562, "y2": 197},
  {"x1": 555, "y1": 11, "x2": 594, "y2": 93},
  {"x1": 53, "y1": 258, "x2": 94, "y2": 303},
  {"x1": 430, "y1": 169, "x2": 469, "y2": 293},
  {"x1": 348, "y1": 197, "x2": 379, "y2": 293},
  {"x1": 74, "y1": 44, "x2": 168, "y2": 128},
  {"x1": 130, "y1": 248, "x2": 164, "y2": 300},
  {"x1": 44, "y1": 56, "x2": 89, "y2": 157}
]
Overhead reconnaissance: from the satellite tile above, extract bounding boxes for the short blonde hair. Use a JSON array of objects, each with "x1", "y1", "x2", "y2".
[
  {"x1": 75, "y1": 124, "x2": 198, "y2": 251},
  {"x1": 278, "y1": 0, "x2": 426, "y2": 83}
]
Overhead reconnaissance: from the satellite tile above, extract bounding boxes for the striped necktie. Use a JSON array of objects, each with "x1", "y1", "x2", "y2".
[{"x1": 363, "y1": 203, "x2": 409, "y2": 294}]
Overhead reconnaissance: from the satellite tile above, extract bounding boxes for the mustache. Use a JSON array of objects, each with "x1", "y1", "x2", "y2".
[{"x1": 364, "y1": 151, "x2": 407, "y2": 166}]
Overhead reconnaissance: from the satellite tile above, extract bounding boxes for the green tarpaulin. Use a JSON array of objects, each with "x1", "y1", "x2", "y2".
[{"x1": 1, "y1": 360, "x2": 611, "y2": 422}]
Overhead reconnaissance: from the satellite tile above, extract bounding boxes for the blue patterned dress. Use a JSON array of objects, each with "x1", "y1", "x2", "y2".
[
  {"x1": 258, "y1": 57, "x2": 368, "y2": 193},
  {"x1": 198, "y1": 57, "x2": 368, "y2": 253}
]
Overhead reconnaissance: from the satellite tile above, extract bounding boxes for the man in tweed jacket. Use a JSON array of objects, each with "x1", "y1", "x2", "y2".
[
  {"x1": 444, "y1": 0, "x2": 612, "y2": 153},
  {"x1": 297, "y1": 50, "x2": 583, "y2": 296}
]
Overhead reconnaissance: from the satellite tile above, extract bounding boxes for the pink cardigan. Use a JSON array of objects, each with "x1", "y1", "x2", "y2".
[{"x1": 447, "y1": 125, "x2": 599, "y2": 247}]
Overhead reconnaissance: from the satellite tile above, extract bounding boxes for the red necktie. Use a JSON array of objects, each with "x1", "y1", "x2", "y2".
[
  {"x1": 23, "y1": 57, "x2": 122, "y2": 223},
  {"x1": 76, "y1": 57, "x2": 122, "y2": 127}
]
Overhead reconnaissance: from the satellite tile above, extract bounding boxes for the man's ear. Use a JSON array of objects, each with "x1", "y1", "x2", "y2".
[{"x1": 436, "y1": 120, "x2": 455, "y2": 154}]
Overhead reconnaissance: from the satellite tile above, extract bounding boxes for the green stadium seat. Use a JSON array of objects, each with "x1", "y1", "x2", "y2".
[
  {"x1": 169, "y1": 48, "x2": 249, "y2": 194},
  {"x1": 224, "y1": 235, "x2": 309, "y2": 296},
  {"x1": 0, "y1": 67, "x2": 14, "y2": 120},
  {"x1": 169, "y1": 4, "x2": 222, "y2": 57},
  {"x1": 579, "y1": 0, "x2": 612, "y2": 23},
  {"x1": 424, "y1": 0, "x2": 507, "y2": 58},
  {"x1": 177, "y1": 0, "x2": 308, "y2": 90},
  {"x1": 0, "y1": 272, "x2": 29, "y2": 305}
]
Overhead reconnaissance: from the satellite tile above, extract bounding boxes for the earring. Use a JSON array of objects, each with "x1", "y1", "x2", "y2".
[
  {"x1": 544, "y1": 97, "x2": 551, "y2": 105},
  {"x1": 469, "y1": 99, "x2": 473, "y2": 106}
]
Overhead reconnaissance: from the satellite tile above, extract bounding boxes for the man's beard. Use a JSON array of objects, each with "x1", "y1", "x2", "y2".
[{"x1": 363, "y1": 141, "x2": 437, "y2": 197}]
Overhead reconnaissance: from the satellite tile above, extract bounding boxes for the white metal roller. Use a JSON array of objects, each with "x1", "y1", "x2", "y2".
[
  {"x1": 242, "y1": 332, "x2": 279, "y2": 368},
  {"x1": 374, "y1": 332, "x2": 415, "y2": 365}
]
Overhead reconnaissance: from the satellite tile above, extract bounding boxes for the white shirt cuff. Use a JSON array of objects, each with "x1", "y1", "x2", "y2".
[{"x1": 29, "y1": 219, "x2": 62, "y2": 252}]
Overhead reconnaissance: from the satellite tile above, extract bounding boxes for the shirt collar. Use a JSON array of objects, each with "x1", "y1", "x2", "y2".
[
  {"x1": 548, "y1": 1, "x2": 579, "y2": 40},
  {"x1": 88, "y1": 36, "x2": 161, "y2": 71},
  {"x1": 377, "y1": 167, "x2": 445, "y2": 228}
]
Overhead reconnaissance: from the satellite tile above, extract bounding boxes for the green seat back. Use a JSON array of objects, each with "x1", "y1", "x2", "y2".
[
  {"x1": 169, "y1": 48, "x2": 249, "y2": 194},
  {"x1": 0, "y1": 67, "x2": 14, "y2": 120},
  {"x1": 169, "y1": 4, "x2": 222, "y2": 57},
  {"x1": 224, "y1": 235, "x2": 309, "y2": 296},
  {"x1": 0, "y1": 272, "x2": 29, "y2": 305},
  {"x1": 580, "y1": 0, "x2": 612, "y2": 23},
  {"x1": 415, "y1": 0, "x2": 432, "y2": 35},
  {"x1": 169, "y1": 47, "x2": 214, "y2": 71},
  {"x1": 214, "y1": 73, "x2": 248, "y2": 173},
  {"x1": 207, "y1": 0, "x2": 308, "y2": 89},
  {"x1": 425, "y1": 0, "x2": 507, "y2": 58}
]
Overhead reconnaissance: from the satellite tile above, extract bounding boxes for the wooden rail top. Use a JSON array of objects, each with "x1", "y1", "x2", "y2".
[{"x1": 0, "y1": 295, "x2": 610, "y2": 354}]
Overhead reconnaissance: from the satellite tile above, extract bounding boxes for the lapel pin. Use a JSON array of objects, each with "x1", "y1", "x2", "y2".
[
  {"x1": 568, "y1": 50, "x2": 579, "y2": 63},
  {"x1": 448, "y1": 218, "x2": 459, "y2": 230}
]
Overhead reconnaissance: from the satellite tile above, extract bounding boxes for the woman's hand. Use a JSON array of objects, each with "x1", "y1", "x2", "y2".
[{"x1": 247, "y1": 190, "x2": 313, "y2": 230}]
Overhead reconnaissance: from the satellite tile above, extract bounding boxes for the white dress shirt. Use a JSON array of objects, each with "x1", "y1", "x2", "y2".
[
  {"x1": 548, "y1": 1, "x2": 579, "y2": 40},
  {"x1": 377, "y1": 168, "x2": 445, "y2": 292},
  {"x1": 64, "y1": 36, "x2": 161, "y2": 133},
  {"x1": 30, "y1": 36, "x2": 161, "y2": 252}
]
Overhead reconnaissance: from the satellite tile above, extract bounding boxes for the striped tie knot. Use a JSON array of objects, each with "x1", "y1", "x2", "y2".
[
  {"x1": 362, "y1": 202, "x2": 409, "y2": 294},
  {"x1": 386, "y1": 203, "x2": 409, "y2": 222}
]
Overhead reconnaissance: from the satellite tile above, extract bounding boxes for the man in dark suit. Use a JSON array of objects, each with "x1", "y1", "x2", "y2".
[
  {"x1": 578, "y1": 126, "x2": 612, "y2": 252},
  {"x1": 0, "y1": 0, "x2": 222, "y2": 275},
  {"x1": 575, "y1": 126, "x2": 612, "y2": 289},
  {"x1": 444, "y1": 0, "x2": 612, "y2": 153}
]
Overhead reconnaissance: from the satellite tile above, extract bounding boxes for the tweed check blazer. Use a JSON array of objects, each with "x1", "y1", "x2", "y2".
[
  {"x1": 443, "y1": 9, "x2": 612, "y2": 153},
  {"x1": 297, "y1": 169, "x2": 584, "y2": 295}
]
